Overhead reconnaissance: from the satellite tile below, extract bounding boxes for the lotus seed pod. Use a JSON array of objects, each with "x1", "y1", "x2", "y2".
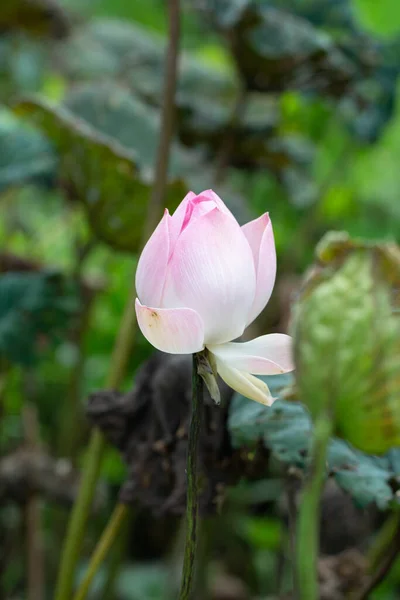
[{"x1": 292, "y1": 233, "x2": 400, "y2": 454}]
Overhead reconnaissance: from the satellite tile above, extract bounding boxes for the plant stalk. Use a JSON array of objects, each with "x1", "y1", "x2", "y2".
[
  {"x1": 354, "y1": 533, "x2": 400, "y2": 600},
  {"x1": 296, "y1": 410, "x2": 332, "y2": 600},
  {"x1": 54, "y1": 2, "x2": 181, "y2": 598},
  {"x1": 352, "y1": 511, "x2": 400, "y2": 600},
  {"x1": 178, "y1": 354, "x2": 203, "y2": 600},
  {"x1": 100, "y1": 508, "x2": 135, "y2": 600},
  {"x1": 147, "y1": 0, "x2": 180, "y2": 229},
  {"x1": 54, "y1": 289, "x2": 138, "y2": 600},
  {"x1": 368, "y1": 510, "x2": 400, "y2": 573},
  {"x1": 286, "y1": 472, "x2": 299, "y2": 593},
  {"x1": 72, "y1": 504, "x2": 129, "y2": 600},
  {"x1": 23, "y1": 404, "x2": 45, "y2": 600},
  {"x1": 54, "y1": 429, "x2": 106, "y2": 600}
]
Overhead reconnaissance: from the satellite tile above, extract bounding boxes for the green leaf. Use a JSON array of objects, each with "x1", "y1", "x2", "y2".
[
  {"x1": 227, "y1": 478, "x2": 283, "y2": 505},
  {"x1": 14, "y1": 93, "x2": 187, "y2": 253},
  {"x1": 328, "y1": 439, "x2": 393, "y2": 510},
  {"x1": 76, "y1": 561, "x2": 167, "y2": 600},
  {"x1": 54, "y1": 19, "x2": 320, "y2": 191},
  {"x1": 198, "y1": 0, "x2": 250, "y2": 28},
  {"x1": 353, "y1": 0, "x2": 400, "y2": 37},
  {"x1": 228, "y1": 383, "x2": 396, "y2": 508},
  {"x1": 57, "y1": 19, "x2": 241, "y2": 151},
  {"x1": 199, "y1": 0, "x2": 399, "y2": 146},
  {"x1": 57, "y1": 18, "x2": 164, "y2": 82},
  {"x1": 238, "y1": 516, "x2": 283, "y2": 550},
  {"x1": 14, "y1": 82, "x2": 252, "y2": 247},
  {"x1": 117, "y1": 564, "x2": 167, "y2": 600},
  {"x1": 0, "y1": 108, "x2": 56, "y2": 192},
  {"x1": 293, "y1": 235, "x2": 400, "y2": 454},
  {"x1": 0, "y1": 270, "x2": 79, "y2": 366},
  {"x1": 267, "y1": 0, "x2": 355, "y2": 31},
  {"x1": 203, "y1": 4, "x2": 357, "y2": 96},
  {"x1": 58, "y1": 81, "x2": 251, "y2": 205},
  {"x1": 228, "y1": 373, "x2": 307, "y2": 465},
  {"x1": 57, "y1": 18, "x2": 236, "y2": 107},
  {"x1": 63, "y1": 83, "x2": 191, "y2": 178}
]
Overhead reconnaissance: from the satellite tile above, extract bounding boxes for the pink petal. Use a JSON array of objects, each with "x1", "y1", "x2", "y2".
[
  {"x1": 242, "y1": 213, "x2": 276, "y2": 325},
  {"x1": 180, "y1": 195, "x2": 216, "y2": 232},
  {"x1": 215, "y1": 358, "x2": 275, "y2": 405},
  {"x1": 208, "y1": 334, "x2": 294, "y2": 375},
  {"x1": 135, "y1": 209, "x2": 170, "y2": 307},
  {"x1": 161, "y1": 208, "x2": 256, "y2": 345},
  {"x1": 168, "y1": 191, "x2": 197, "y2": 247},
  {"x1": 169, "y1": 189, "x2": 232, "y2": 247},
  {"x1": 135, "y1": 298, "x2": 205, "y2": 354},
  {"x1": 195, "y1": 189, "x2": 234, "y2": 217}
]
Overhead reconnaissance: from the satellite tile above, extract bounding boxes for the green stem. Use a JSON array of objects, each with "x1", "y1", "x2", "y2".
[
  {"x1": 72, "y1": 504, "x2": 129, "y2": 600},
  {"x1": 178, "y1": 354, "x2": 203, "y2": 600},
  {"x1": 55, "y1": 1, "x2": 180, "y2": 596},
  {"x1": 368, "y1": 511, "x2": 400, "y2": 573},
  {"x1": 57, "y1": 280, "x2": 96, "y2": 462},
  {"x1": 286, "y1": 474, "x2": 298, "y2": 592},
  {"x1": 23, "y1": 403, "x2": 45, "y2": 600},
  {"x1": 54, "y1": 430, "x2": 105, "y2": 600},
  {"x1": 54, "y1": 289, "x2": 137, "y2": 600},
  {"x1": 100, "y1": 508, "x2": 134, "y2": 600},
  {"x1": 296, "y1": 410, "x2": 332, "y2": 600},
  {"x1": 354, "y1": 526, "x2": 400, "y2": 600}
]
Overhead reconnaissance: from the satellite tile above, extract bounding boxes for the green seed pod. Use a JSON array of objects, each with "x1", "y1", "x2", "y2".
[{"x1": 292, "y1": 232, "x2": 400, "y2": 454}]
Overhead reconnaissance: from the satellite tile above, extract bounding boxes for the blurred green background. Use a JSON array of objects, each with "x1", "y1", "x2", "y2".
[{"x1": 1, "y1": 0, "x2": 400, "y2": 599}]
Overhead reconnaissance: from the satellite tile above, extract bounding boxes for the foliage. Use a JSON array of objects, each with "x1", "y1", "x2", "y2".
[
  {"x1": 0, "y1": 269, "x2": 79, "y2": 365},
  {"x1": 2, "y1": 0, "x2": 400, "y2": 598},
  {"x1": 14, "y1": 94, "x2": 187, "y2": 252},
  {"x1": 0, "y1": 109, "x2": 56, "y2": 192},
  {"x1": 229, "y1": 374, "x2": 396, "y2": 509},
  {"x1": 293, "y1": 234, "x2": 400, "y2": 454}
]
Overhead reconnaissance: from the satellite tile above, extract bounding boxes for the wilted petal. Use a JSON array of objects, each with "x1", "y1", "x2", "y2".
[
  {"x1": 208, "y1": 334, "x2": 294, "y2": 375},
  {"x1": 135, "y1": 209, "x2": 170, "y2": 307},
  {"x1": 242, "y1": 213, "x2": 276, "y2": 325},
  {"x1": 135, "y1": 299, "x2": 205, "y2": 354},
  {"x1": 215, "y1": 358, "x2": 275, "y2": 405},
  {"x1": 162, "y1": 208, "x2": 256, "y2": 345}
]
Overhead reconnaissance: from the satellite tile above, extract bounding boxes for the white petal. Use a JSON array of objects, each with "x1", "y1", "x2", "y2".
[
  {"x1": 215, "y1": 357, "x2": 275, "y2": 405},
  {"x1": 242, "y1": 213, "x2": 276, "y2": 325},
  {"x1": 135, "y1": 209, "x2": 170, "y2": 307},
  {"x1": 208, "y1": 334, "x2": 294, "y2": 375},
  {"x1": 161, "y1": 208, "x2": 256, "y2": 345},
  {"x1": 135, "y1": 298, "x2": 205, "y2": 354}
]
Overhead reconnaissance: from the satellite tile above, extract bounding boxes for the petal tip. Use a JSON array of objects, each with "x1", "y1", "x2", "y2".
[{"x1": 136, "y1": 300, "x2": 205, "y2": 354}]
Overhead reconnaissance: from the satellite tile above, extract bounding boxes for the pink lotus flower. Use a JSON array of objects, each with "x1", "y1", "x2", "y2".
[{"x1": 135, "y1": 190, "x2": 294, "y2": 405}]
